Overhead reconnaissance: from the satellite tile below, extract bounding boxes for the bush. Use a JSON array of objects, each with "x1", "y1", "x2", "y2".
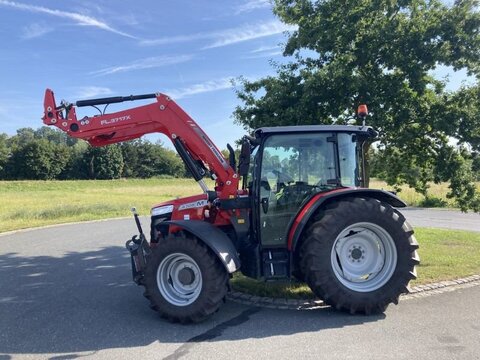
[{"x1": 418, "y1": 196, "x2": 448, "y2": 208}]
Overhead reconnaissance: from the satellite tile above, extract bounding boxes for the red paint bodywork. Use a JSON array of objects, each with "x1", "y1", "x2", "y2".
[
  {"x1": 43, "y1": 89, "x2": 239, "y2": 198},
  {"x1": 43, "y1": 89, "x2": 242, "y2": 230}
]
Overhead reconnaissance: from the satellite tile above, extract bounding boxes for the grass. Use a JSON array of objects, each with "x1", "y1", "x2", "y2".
[
  {"x1": 369, "y1": 179, "x2": 449, "y2": 207},
  {"x1": 0, "y1": 178, "x2": 203, "y2": 233},
  {"x1": 369, "y1": 179, "x2": 480, "y2": 208},
  {"x1": 1, "y1": 178, "x2": 476, "y2": 233},
  {"x1": 231, "y1": 228, "x2": 480, "y2": 299}
]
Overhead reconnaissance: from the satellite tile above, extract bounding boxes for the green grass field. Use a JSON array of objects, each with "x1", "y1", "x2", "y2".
[
  {"x1": 1, "y1": 178, "x2": 475, "y2": 233},
  {"x1": 0, "y1": 178, "x2": 200, "y2": 233},
  {"x1": 370, "y1": 179, "x2": 467, "y2": 208}
]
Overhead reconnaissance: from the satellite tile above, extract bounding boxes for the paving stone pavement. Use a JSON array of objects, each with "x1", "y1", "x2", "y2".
[{"x1": 227, "y1": 274, "x2": 480, "y2": 310}]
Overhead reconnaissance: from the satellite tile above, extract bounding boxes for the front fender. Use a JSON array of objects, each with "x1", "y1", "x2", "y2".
[
  {"x1": 164, "y1": 220, "x2": 240, "y2": 273},
  {"x1": 288, "y1": 188, "x2": 407, "y2": 251}
]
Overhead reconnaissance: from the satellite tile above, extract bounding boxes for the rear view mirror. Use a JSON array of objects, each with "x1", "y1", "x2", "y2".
[{"x1": 238, "y1": 137, "x2": 251, "y2": 177}]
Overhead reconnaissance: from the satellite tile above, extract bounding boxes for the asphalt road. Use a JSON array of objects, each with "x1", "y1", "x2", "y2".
[
  {"x1": 399, "y1": 208, "x2": 480, "y2": 232},
  {"x1": 0, "y1": 210, "x2": 479, "y2": 359}
]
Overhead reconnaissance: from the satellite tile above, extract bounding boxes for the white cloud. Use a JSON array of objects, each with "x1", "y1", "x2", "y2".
[
  {"x1": 0, "y1": 0, "x2": 136, "y2": 39},
  {"x1": 251, "y1": 45, "x2": 281, "y2": 53},
  {"x1": 235, "y1": 0, "x2": 271, "y2": 14},
  {"x1": 245, "y1": 44, "x2": 283, "y2": 58},
  {"x1": 90, "y1": 55, "x2": 194, "y2": 77},
  {"x1": 245, "y1": 50, "x2": 283, "y2": 59},
  {"x1": 140, "y1": 33, "x2": 210, "y2": 46},
  {"x1": 21, "y1": 22, "x2": 52, "y2": 39},
  {"x1": 73, "y1": 86, "x2": 113, "y2": 99},
  {"x1": 167, "y1": 78, "x2": 234, "y2": 99},
  {"x1": 204, "y1": 20, "x2": 295, "y2": 49},
  {"x1": 141, "y1": 20, "x2": 295, "y2": 49}
]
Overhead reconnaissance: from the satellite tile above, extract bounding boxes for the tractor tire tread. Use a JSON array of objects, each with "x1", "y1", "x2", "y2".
[
  {"x1": 300, "y1": 196, "x2": 419, "y2": 315},
  {"x1": 141, "y1": 232, "x2": 228, "y2": 323}
]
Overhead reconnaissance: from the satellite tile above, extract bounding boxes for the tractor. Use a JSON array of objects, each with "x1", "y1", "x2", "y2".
[{"x1": 42, "y1": 89, "x2": 419, "y2": 323}]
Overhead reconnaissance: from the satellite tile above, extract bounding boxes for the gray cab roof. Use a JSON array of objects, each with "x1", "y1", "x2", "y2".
[{"x1": 254, "y1": 125, "x2": 377, "y2": 138}]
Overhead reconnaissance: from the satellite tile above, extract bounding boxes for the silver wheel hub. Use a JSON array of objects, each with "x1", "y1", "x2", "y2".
[
  {"x1": 331, "y1": 222, "x2": 397, "y2": 292},
  {"x1": 157, "y1": 253, "x2": 202, "y2": 306}
]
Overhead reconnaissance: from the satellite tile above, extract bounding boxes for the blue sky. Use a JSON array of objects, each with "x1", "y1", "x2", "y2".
[
  {"x1": 0, "y1": 0, "x2": 471, "y2": 150},
  {"x1": 0, "y1": 0, "x2": 295, "y2": 148}
]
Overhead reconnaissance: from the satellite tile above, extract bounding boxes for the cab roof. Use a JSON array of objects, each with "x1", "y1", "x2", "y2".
[{"x1": 254, "y1": 125, "x2": 377, "y2": 138}]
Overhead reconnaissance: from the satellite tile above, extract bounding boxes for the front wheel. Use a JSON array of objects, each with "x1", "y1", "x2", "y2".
[
  {"x1": 300, "y1": 197, "x2": 420, "y2": 314},
  {"x1": 143, "y1": 232, "x2": 228, "y2": 323}
]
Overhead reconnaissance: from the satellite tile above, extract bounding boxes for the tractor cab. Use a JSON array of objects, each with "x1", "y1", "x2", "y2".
[{"x1": 240, "y1": 125, "x2": 378, "y2": 279}]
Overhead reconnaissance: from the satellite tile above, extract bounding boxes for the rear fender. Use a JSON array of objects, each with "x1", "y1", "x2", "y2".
[
  {"x1": 288, "y1": 188, "x2": 407, "y2": 251},
  {"x1": 164, "y1": 220, "x2": 240, "y2": 273}
]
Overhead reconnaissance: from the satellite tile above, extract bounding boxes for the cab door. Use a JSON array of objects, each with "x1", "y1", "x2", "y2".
[{"x1": 258, "y1": 133, "x2": 336, "y2": 247}]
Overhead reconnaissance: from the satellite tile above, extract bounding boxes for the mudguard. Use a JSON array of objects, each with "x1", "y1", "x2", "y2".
[
  {"x1": 288, "y1": 188, "x2": 407, "y2": 251},
  {"x1": 164, "y1": 220, "x2": 240, "y2": 273}
]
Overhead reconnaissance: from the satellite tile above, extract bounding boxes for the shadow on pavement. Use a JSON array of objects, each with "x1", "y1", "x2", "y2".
[{"x1": 0, "y1": 245, "x2": 385, "y2": 357}]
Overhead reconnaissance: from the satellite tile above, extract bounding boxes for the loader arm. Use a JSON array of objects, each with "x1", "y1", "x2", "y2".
[{"x1": 42, "y1": 89, "x2": 238, "y2": 196}]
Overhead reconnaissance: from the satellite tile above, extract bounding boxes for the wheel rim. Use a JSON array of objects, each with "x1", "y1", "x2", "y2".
[
  {"x1": 330, "y1": 222, "x2": 397, "y2": 292},
  {"x1": 157, "y1": 253, "x2": 202, "y2": 306}
]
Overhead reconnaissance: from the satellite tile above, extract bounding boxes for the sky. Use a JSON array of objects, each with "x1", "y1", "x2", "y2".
[
  {"x1": 0, "y1": 0, "x2": 472, "y2": 150},
  {"x1": 0, "y1": 0, "x2": 295, "y2": 148}
]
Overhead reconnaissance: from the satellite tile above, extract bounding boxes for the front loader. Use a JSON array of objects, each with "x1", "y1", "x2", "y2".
[{"x1": 42, "y1": 89, "x2": 419, "y2": 323}]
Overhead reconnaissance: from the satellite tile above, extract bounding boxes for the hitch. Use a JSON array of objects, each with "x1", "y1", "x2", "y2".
[{"x1": 125, "y1": 207, "x2": 151, "y2": 285}]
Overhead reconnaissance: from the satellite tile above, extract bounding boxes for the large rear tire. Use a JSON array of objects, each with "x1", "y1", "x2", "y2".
[
  {"x1": 300, "y1": 197, "x2": 419, "y2": 314},
  {"x1": 143, "y1": 232, "x2": 228, "y2": 323}
]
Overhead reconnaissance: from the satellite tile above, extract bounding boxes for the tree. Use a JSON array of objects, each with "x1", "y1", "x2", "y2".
[
  {"x1": 0, "y1": 133, "x2": 9, "y2": 178},
  {"x1": 8, "y1": 128, "x2": 35, "y2": 149},
  {"x1": 83, "y1": 145, "x2": 124, "y2": 180},
  {"x1": 6, "y1": 139, "x2": 70, "y2": 180},
  {"x1": 121, "y1": 139, "x2": 185, "y2": 178},
  {"x1": 60, "y1": 140, "x2": 89, "y2": 179},
  {"x1": 34, "y1": 126, "x2": 78, "y2": 146},
  {"x1": 234, "y1": 0, "x2": 480, "y2": 211}
]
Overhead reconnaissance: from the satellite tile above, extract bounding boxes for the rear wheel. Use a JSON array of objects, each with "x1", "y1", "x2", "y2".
[
  {"x1": 143, "y1": 232, "x2": 228, "y2": 323},
  {"x1": 300, "y1": 197, "x2": 419, "y2": 314}
]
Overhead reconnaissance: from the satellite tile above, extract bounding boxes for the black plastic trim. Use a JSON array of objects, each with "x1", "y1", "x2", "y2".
[
  {"x1": 164, "y1": 220, "x2": 241, "y2": 273},
  {"x1": 255, "y1": 125, "x2": 377, "y2": 137}
]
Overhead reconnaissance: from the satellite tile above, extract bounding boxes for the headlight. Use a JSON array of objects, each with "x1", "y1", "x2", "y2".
[{"x1": 151, "y1": 205, "x2": 174, "y2": 216}]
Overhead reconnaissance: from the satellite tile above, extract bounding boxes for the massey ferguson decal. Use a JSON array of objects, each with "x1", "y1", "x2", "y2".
[{"x1": 178, "y1": 199, "x2": 208, "y2": 211}]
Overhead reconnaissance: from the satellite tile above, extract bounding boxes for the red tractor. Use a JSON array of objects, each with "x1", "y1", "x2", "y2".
[{"x1": 42, "y1": 89, "x2": 419, "y2": 323}]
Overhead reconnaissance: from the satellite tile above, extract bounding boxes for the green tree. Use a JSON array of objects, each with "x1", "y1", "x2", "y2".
[
  {"x1": 34, "y1": 126, "x2": 78, "y2": 146},
  {"x1": 0, "y1": 133, "x2": 9, "y2": 178},
  {"x1": 120, "y1": 140, "x2": 142, "y2": 178},
  {"x1": 60, "y1": 140, "x2": 89, "y2": 179},
  {"x1": 121, "y1": 139, "x2": 185, "y2": 178},
  {"x1": 83, "y1": 144, "x2": 124, "y2": 179},
  {"x1": 8, "y1": 128, "x2": 35, "y2": 149},
  {"x1": 6, "y1": 139, "x2": 70, "y2": 180},
  {"x1": 234, "y1": 0, "x2": 480, "y2": 211}
]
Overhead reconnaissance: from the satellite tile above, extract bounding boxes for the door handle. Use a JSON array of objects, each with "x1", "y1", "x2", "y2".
[{"x1": 261, "y1": 197, "x2": 269, "y2": 214}]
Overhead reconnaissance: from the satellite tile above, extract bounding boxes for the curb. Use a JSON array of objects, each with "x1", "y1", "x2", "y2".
[{"x1": 227, "y1": 274, "x2": 480, "y2": 310}]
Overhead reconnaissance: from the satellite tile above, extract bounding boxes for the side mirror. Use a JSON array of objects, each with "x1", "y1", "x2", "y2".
[
  {"x1": 226, "y1": 143, "x2": 236, "y2": 172},
  {"x1": 237, "y1": 137, "x2": 251, "y2": 177}
]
